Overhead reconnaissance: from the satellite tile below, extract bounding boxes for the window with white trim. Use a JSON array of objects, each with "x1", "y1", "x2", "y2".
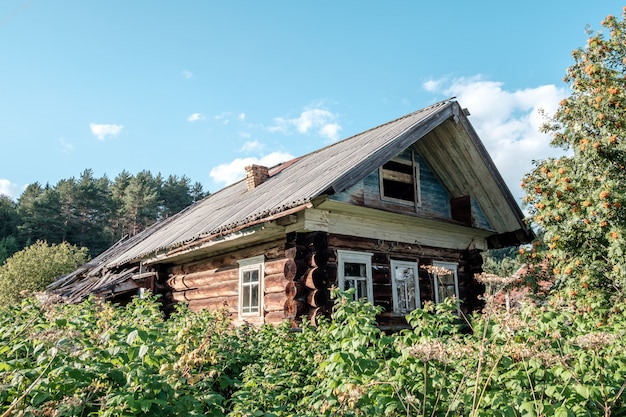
[
  {"x1": 390, "y1": 260, "x2": 420, "y2": 314},
  {"x1": 337, "y1": 250, "x2": 373, "y2": 302},
  {"x1": 379, "y1": 153, "x2": 420, "y2": 207},
  {"x1": 432, "y1": 261, "x2": 459, "y2": 305},
  {"x1": 237, "y1": 255, "x2": 264, "y2": 316}
]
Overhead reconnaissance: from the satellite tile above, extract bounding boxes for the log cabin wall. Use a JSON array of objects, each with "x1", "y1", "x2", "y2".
[
  {"x1": 326, "y1": 234, "x2": 484, "y2": 328},
  {"x1": 164, "y1": 237, "x2": 291, "y2": 326},
  {"x1": 284, "y1": 231, "x2": 485, "y2": 329},
  {"x1": 163, "y1": 230, "x2": 484, "y2": 328}
]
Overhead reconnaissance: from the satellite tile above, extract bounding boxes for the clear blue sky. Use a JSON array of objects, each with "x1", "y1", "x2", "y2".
[{"x1": 0, "y1": 1, "x2": 621, "y2": 203}]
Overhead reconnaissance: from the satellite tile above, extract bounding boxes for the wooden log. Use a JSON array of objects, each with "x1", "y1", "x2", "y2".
[
  {"x1": 306, "y1": 289, "x2": 328, "y2": 308},
  {"x1": 264, "y1": 292, "x2": 287, "y2": 313},
  {"x1": 264, "y1": 310, "x2": 287, "y2": 324},
  {"x1": 167, "y1": 268, "x2": 238, "y2": 290},
  {"x1": 323, "y1": 263, "x2": 338, "y2": 287},
  {"x1": 307, "y1": 305, "x2": 332, "y2": 327},
  {"x1": 187, "y1": 295, "x2": 238, "y2": 312},
  {"x1": 285, "y1": 281, "x2": 296, "y2": 298},
  {"x1": 283, "y1": 258, "x2": 297, "y2": 280},
  {"x1": 328, "y1": 234, "x2": 461, "y2": 259},
  {"x1": 285, "y1": 246, "x2": 297, "y2": 259},
  {"x1": 264, "y1": 273, "x2": 289, "y2": 294},
  {"x1": 170, "y1": 281, "x2": 238, "y2": 302},
  {"x1": 264, "y1": 258, "x2": 289, "y2": 276},
  {"x1": 304, "y1": 264, "x2": 337, "y2": 290},
  {"x1": 311, "y1": 250, "x2": 328, "y2": 268},
  {"x1": 305, "y1": 232, "x2": 328, "y2": 251},
  {"x1": 294, "y1": 245, "x2": 310, "y2": 259},
  {"x1": 171, "y1": 265, "x2": 184, "y2": 275},
  {"x1": 283, "y1": 258, "x2": 308, "y2": 281},
  {"x1": 284, "y1": 298, "x2": 308, "y2": 319},
  {"x1": 178, "y1": 239, "x2": 284, "y2": 273},
  {"x1": 285, "y1": 281, "x2": 308, "y2": 299},
  {"x1": 304, "y1": 268, "x2": 318, "y2": 290}
]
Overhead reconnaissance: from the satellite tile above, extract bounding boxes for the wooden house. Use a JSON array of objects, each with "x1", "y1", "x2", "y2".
[{"x1": 48, "y1": 99, "x2": 533, "y2": 327}]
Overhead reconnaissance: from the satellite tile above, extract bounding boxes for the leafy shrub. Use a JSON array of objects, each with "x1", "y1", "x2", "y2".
[
  {"x1": 1, "y1": 290, "x2": 626, "y2": 416},
  {"x1": 0, "y1": 240, "x2": 89, "y2": 306}
]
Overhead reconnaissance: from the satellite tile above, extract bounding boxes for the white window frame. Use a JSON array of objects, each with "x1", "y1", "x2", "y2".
[
  {"x1": 390, "y1": 259, "x2": 420, "y2": 314},
  {"x1": 432, "y1": 261, "x2": 459, "y2": 305},
  {"x1": 237, "y1": 255, "x2": 264, "y2": 317},
  {"x1": 337, "y1": 250, "x2": 373, "y2": 302}
]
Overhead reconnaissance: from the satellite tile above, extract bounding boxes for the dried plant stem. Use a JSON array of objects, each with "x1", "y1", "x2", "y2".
[{"x1": 1, "y1": 349, "x2": 57, "y2": 417}]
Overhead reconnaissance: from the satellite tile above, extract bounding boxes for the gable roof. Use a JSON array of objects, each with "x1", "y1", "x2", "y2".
[{"x1": 71, "y1": 99, "x2": 533, "y2": 273}]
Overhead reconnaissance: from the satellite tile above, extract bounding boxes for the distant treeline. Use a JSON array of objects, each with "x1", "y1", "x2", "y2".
[{"x1": 0, "y1": 169, "x2": 208, "y2": 264}]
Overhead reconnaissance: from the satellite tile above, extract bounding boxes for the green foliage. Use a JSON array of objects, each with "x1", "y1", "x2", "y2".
[
  {"x1": 522, "y1": 9, "x2": 626, "y2": 300},
  {"x1": 482, "y1": 246, "x2": 524, "y2": 278},
  {"x1": 3, "y1": 292, "x2": 626, "y2": 416},
  {"x1": 0, "y1": 236, "x2": 19, "y2": 267},
  {"x1": 0, "y1": 241, "x2": 89, "y2": 306}
]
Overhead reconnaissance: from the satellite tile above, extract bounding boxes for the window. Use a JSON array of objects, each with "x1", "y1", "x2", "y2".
[
  {"x1": 390, "y1": 260, "x2": 420, "y2": 314},
  {"x1": 380, "y1": 154, "x2": 420, "y2": 206},
  {"x1": 432, "y1": 261, "x2": 459, "y2": 305},
  {"x1": 337, "y1": 250, "x2": 373, "y2": 302},
  {"x1": 238, "y1": 255, "x2": 264, "y2": 316}
]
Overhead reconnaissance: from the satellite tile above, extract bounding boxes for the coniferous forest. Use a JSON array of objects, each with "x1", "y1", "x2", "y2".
[{"x1": 0, "y1": 169, "x2": 208, "y2": 265}]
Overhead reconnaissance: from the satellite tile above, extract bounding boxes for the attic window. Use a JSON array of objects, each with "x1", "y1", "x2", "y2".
[{"x1": 379, "y1": 154, "x2": 420, "y2": 207}]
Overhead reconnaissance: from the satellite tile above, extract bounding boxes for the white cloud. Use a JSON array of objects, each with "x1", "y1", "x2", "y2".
[
  {"x1": 187, "y1": 113, "x2": 205, "y2": 122},
  {"x1": 239, "y1": 113, "x2": 246, "y2": 121},
  {"x1": 423, "y1": 79, "x2": 442, "y2": 92},
  {"x1": 320, "y1": 123, "x2": 342, "y2": 142},
  {"x1": 215, "y1": 112, "x2": 237, "y2": 125},
  {"x1": 268, "y1": 107, "x2": 342, "y2": 141},
  {"x1": 59, "y1": 137, "x2": 73, "y2": 152},
  {"x1": 239, "y1": 140, "x2": 264, "y2": 153},
  {"x1": 89, "y1": 123, "x2": 124, "y2": 141},
  {"x1": 0, "y1": 179, "x2": 18, "y2": 199},
  {"x1": 209, "y1": 151, "x2": 294, "y2": 186},
  {"x1": 182, "y1": 70, "x2": 193, "y2": 79},
  {"x1": 423, "y1": 76, "x2": 567, "y2": 203}
]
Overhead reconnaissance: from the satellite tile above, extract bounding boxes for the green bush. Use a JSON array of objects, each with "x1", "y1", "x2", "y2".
[
  {"x1": 0, "y1": 240, "x2": 89, "y2": 307},
  {"x1": 1, "y1": 291, "x2": 626, "y2": 416}
]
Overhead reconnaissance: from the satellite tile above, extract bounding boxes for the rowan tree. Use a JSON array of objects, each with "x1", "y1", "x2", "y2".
[{"x1": 522, "y1": 8, "x2": 626, "y2": 300}]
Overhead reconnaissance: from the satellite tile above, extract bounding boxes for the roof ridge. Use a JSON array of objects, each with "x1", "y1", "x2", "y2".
[{"x1": 268, "y1": 97, "x2": 457, "y2": 172}]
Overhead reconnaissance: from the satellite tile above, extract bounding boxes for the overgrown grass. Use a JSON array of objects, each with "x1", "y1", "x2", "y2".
[{"x1": 1, "y1": 288, "x2": 626, "y2": 416}]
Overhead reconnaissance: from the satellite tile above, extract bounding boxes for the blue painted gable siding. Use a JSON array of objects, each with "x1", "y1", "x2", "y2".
[{"x1": 330, "y1": 149, "x2": 493, "y2": 230}]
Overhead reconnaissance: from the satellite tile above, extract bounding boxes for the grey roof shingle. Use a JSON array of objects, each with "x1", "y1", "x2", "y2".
[{"x1": 104, "y1": 99, "x2": 458, "y2": 267}]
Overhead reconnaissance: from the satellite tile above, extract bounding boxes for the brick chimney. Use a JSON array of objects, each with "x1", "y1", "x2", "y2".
[{"x1": 244, "y1": 164, "x2": 270, "y2": 190}]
